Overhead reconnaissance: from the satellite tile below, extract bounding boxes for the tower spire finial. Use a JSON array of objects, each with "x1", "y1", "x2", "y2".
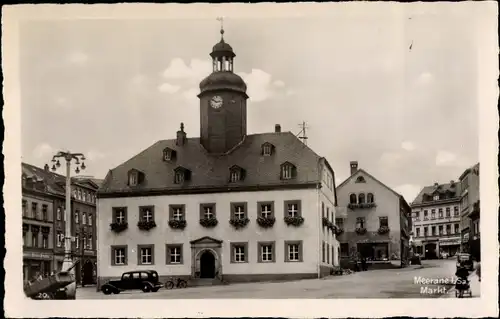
[{"x1": 216, "y1": 16, "x2": 225, "y2": 39}]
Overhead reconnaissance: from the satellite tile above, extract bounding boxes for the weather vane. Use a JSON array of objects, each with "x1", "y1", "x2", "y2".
[{"x1": 216, "y1": 16, "x2": 225, "y2": 38}]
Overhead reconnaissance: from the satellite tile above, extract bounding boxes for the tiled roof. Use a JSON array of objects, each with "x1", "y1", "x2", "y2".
[
  {"x1": 411, "y1": 181, "x2": 462, "y2": 205},
  {"x1": 99, "y1": 132, "x2": 326, "y2": 194},
  {"x1": 22, "y1": 162, "x2": 100, "y2": 196}
]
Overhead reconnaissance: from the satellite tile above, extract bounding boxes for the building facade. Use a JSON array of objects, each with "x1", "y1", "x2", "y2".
[
  {"x1": 410, "y1": 181, "x2": 462, "y2": 259},
  {"x1": 97, "y1": 27, "x2": 339, "y2": 288},
  {"x1": 335, "y1": 161, "x2": 411, "y2": 267},
  {"x1": 458, "y1": 163, "x2": 480, "y2": 261},
  {"x1": 22, "y1": 163, "x2": 101, "y2": 285}
]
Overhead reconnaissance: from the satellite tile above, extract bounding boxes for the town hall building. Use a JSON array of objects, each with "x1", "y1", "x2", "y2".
[{"x1": 97, "y1": 27, "x2": 339, "y2": 287}]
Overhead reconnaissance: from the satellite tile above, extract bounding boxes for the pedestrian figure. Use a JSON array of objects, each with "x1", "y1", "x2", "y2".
[
  {"x1": 361, "y1": 256, "x2": 367, "y2": 271},
  {"x1": 476, "y1": 263, "x2": 481, "y2": 282}
]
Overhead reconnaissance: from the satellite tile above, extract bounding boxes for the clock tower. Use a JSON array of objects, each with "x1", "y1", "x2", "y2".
[{"x1": 198, "y1": 25, "x2": 249, "y2": 154}]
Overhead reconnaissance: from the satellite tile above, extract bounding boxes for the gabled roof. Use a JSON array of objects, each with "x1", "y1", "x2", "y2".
[
  {"x1": 189, "y1": 236, "x2": 223, "y2": 244},
  {"x1": 99, "y1": 132, "x2": 326, "y2": 195},
  {"x1": 337, "y1": 168, "x2": 409, "y2": 206}
]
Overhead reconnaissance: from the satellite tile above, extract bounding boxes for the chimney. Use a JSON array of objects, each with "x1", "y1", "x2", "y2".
[
  {"x1": 176, "y1": 122, "x2": 187, "y2": 146},
  {"x1": 434, "y1": 182, "x2": 439, "y2": 187},
  {"x1": 350, "y1": 161, "x2": 358, "y2": 176},
  {"x1": 275, "y1": 124, "x2": 281, "y2": 133},
  {"x1": 44, "y1": 164, "x2": 49, "y2": 171}
]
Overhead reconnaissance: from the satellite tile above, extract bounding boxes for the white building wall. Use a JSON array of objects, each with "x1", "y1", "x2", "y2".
[{"x1": 97, "y1": 188, "x2": 321, "y2": 278}]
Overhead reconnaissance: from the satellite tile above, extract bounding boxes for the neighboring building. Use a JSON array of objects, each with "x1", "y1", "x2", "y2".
[
  {"x1": 335, "y1": 161, "x2": 411, "y2": 267},
  {"x1": 458, "y1": 163, "x2": 480, "y2": 261},
  {"x1": 22, "y1": 163, "x2": 101, "y2": 285},
  {"x1": 410, "y1": 180, "x2": 462, "y2": 259},
  {"x1": 97, "y1": 27, "x2": 339, "y2": 288}
]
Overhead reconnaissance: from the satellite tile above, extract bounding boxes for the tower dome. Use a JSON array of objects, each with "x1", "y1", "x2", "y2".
[{"x1": 199, "y1": 27, "x2": 247, "y2": 96}]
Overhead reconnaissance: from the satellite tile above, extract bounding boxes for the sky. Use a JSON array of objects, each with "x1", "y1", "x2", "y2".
[{"x1": 19, "y1": 6, "x2": 481, "y2": 203}]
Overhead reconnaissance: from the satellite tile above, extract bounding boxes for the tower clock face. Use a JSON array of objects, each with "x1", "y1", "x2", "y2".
[{"x1": 210, "y1": 96, "x2": 223, "y2": 109}]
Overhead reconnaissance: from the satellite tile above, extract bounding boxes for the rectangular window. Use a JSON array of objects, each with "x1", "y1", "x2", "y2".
[
  {"x1": 285, "y1": 241, "x2": 302, "y2": 262},
  {"x1": 140, "y1": 206, "x2": 155, "y2": 222},
  {"x1": 42, "y1": 235, "x2": 48, "y2": 249},
  {"x1": 22, "y1": 200, "x2": 27, "y2": 217},
  {"x1": 174, "y1": 172, "x2": 184, "y2": 184},
  {"x1": 321, "y1": 202, "x2": 325, "y2": 219},
  {"x1": 416, "y1": 228, "x2": 420, "y2": 237},
  {"x1": 41, "y1": 204, "x2": 48, "y2": 221},
  {"x1": 112, "y1": 246, "x2": 127, "y2": 265},
  {"x1": 424, "y1": 227, "x2": 428, "y2": 236},
  {"x1": 258, "y1": 202, "x2": 274, "y2": 218},
  {"x1": 231, "y1": 202, "x2": 247, "y2": 220},
  {"x1": 356, "y1": 217, "x2": 365, "y2": 228},
  {"x1": 258, "y1": 242, "x2": 275, "y2": 263},
  {"x1": 379, "y1": 216, "x2": 388, "y2": 227},
  {"x1": 88, "y1": 235, "x2": 93, "y2": 249},
  {"x1": 454, "y1": 206, "x2": 459, "y2": 216},
  {"x1": 433, "y1": 195, "x2": 440, "y2": 201},
  {"x1": 340, "y1": 243, "x2": 349, "y2": 257},
  {"x1": 322, "y1": 241, "x2": 326, "y2": 262},
  {"x1": 446, "y1": 207, "x2": 451, "y2": 218},
  {"x1": 454, "y1": 223, "x2": 460, "y2": 234},
  {"x1": 138, "y1": 245, "x2": 154, "y2": 265},
  {"x1": 284, "y1": 200, "x2": 301, "y2": 218},
  {"x1": 82, "y1": 212, "x2": 87, "y2": 225},
  {"x1": 199, "y1": 203, "x2": 216, "y2": 219},
  {"x1": 22, "y1": 231, "x2": 27, "y2": 246},
  {"x1": 327, "y1": 243, "x2": 330, "y2": 264},
  {"x1": 438, "y1": 225, "x2": 443, "y2": 235},
  {"x1": 32, "y1": 232, "x2": 38, "y2": 247},
  {"x1": 169, "y1": 205, "x2": 185, "y2": 221},
  {"x1": 281, "y1": 165, "x2": 293, "y2": 180},
  {"x1": 335, "y1": 218, "x2": 344, "y2": 228},
  {"x1": 431, "y1": 209, "x2": 436, "y2": 219},
  {"x1": 431, "y1": 226, "x2": 436, "y2": 236},
  {"x1": 166, "y1": 244, "x2": 183, "y2": 264},
  {"x1": 129, "y1": 173, "x2": 138, "y2": 186},
  {"x1": 83, "y1": 236, "x2": 87, "y2": 249},
  {"x1": 75, "y1": 234, "x2": 79, "y2": 249},
  {"x1": 231, "y1": 242, "x2": 248, "y2": 263},
  {"x1": 88, "y1": 213, "x2": 92, "y2": 226},
  {"x1": 414, "y1": 211, "x2": 420, "y2": 220},
  {"x1": 75, "y1": 210, "x2": 79, "y2": 224},
  {"x1": 56, "y1": 232, "x2": 63, "y2": 247},
  {"x1": 230, "y1": 171, "x2": 240, "y2": 182},
  {"x1": 112, "y1": 207, "x2": 128, "y2": 224},
  {"x1": 424, "y1": 210, "x2": 428, "y2": 220},
  {"x1": 56, "y1": 207, "x2": 62, "y2": 220},
  {"x1": 446, "y1": 224, "x2": 451, "y2": 235},
  {"x1": 31, "y1": 202, "x2": 38, "y2": 219},
  {"x1": 438, "y1": 208, "x2": 443, "y2": 219}
]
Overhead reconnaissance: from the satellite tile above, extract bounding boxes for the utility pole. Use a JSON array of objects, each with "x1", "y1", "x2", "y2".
[
  {"x1": 48, "y1": 151, "x2": 86, "y2": 299},
  {"x1": 297, "y1": 121, "x2": 309, "y2": 145}
]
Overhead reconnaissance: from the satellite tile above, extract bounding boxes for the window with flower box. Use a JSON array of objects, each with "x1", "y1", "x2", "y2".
[
  {"x1": 138, "y1": 245, "x2": 154, "y2": 265},
  {"x1": 200, "y1": 204, "x2": 215, "y2": 219},
  {"x1": 230, "y1": 242, "x2": 248, "y2": 263},
  {"x1": 231, "y1": 202, "x2": 247, "y2": 220},
  {"x1": 367, "y1": 193, "x2": 375, "y2": 203},
  {"x1": 166, "y1": 244, "x2": 183, "y2": 264},
  {"x1": 140, "y1": 206, "x2": 155, "y2": 222},
  {"x1": 284, "y1": 200, "x2": 301, "y2": 218},
  {"x1": 358, "y1": 193, "x2": 366, "y2": 204},
  {"x1": 356, "y1": 217, "x2": 365, "y2": 228},
  {"x1": 111, "y1": 246, "x2": 127, "y2": 265},
  {"x1": 169, "y1": 205, "x2": 185, "y2": 221},
  {"x1": 258, "y1": 241, "x2": 275, "y2": 263},
  {"x1": 379, "y1": 216, "x2": 388, "y2": 228},
  {"x1": 113, "y1": 207, "x2": 127, "y2": 224},
  {"x1": 285, "y1": 240, "x2": 302, "y2": 262},
  {"x1": 258, "y1": 202, "x2": 274, "y2": 218},
  {"x1": 349, "y1": 194, "x2": 357, "y2": 204}
]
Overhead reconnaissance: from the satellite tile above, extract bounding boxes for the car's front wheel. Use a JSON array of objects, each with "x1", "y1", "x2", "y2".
[
  {"x1": 102, "y1": 287, "x2": 112, "y2": 295},
  {"x1": 142, "y1": 284, "x2": 151, "y2": 293}
]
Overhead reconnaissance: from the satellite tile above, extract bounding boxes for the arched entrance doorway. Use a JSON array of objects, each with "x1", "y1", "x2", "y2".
[
  {"x1": 82, "y1": 260, "x2": 94, "y2": 286},
  {"x1": 200, "y1": 251, "x2": 216, "y2": 278}
]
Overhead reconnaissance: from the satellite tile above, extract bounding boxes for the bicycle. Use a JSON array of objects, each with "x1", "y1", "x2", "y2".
[{"x1": 165, "y1": 277, "x2": 188, "y2": 289}]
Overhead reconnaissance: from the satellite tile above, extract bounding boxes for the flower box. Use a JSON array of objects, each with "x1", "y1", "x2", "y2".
[
  {"x1": 199, "y1": 217, "x2": 218, "y2": 228},
  {"x1": 137, "y1": 220, "x2": 157, "y2": 231},
  {"x1": 378, "y1": 226, "x2": 390, "y2": 234},
  {"x1": 229, "y1": 217, "x2": 250, "y2": 229},
  {"x1": 168, "y1": 219, "x2": 187, "y2": 230},
  {"x1": 348, "y1": 203, "x2": 377, "y2": 209},
  {"x1": 257, "y1": 216, "x2": 276, "y2": 228},
  {"x1": 355, "y1": 227, "x2": 367, "y2": 235},
  {"x1": 110, "y1": 222, "x2": 128, "y2": 233},
  {"x1": 284, "y1": 216, "x2": 305, "y2": 227},
  {"x1": 322, "y1": 217, "x2": 330, "y2": 227},
  {"x1": 335, "y1": 227, "x2": 344, "y2": 235},
  {"x1": 328, "y1": 223, "x2": 337, "y2": 232}
]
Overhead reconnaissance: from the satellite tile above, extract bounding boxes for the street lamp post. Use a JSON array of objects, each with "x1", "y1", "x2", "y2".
[{"x1": 48, "y1": 151, "x2": 86, "y2": 299}]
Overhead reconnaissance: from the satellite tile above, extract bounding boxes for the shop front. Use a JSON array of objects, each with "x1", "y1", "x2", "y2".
[
  {"x1": 438, "y1": 237, "x2": 461, "y2": 257},
  {"x1": 23, "y1": 251, "x2": 53, "y2": 281}
]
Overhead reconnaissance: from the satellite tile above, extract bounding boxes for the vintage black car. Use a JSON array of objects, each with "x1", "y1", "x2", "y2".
[{"x1": 101, "y1": 270, "x2": 163, "y2": 294}]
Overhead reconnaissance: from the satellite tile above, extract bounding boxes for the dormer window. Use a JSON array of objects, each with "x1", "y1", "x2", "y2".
[
  {"x1": 128, "y1": 169, "x2": 145, "y2": 186},
  {"x1": 280, "y1": 162, "x2": 297, "y2": 180},
  {"x1": 261, "y1": 142, "x2": 275, "y2": 156},
  {"x1": 229, "y1": 165, "x2": 245, "y2": 182},
  {"x1": 163, "y1": 147, "x2": 177, "y2": 162},
  {"x1": 174, "y1": 167, "x2": 191, "y2": 184}
]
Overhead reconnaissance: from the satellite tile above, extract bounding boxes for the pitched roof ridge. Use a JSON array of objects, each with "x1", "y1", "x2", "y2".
[{"x1": 337, "y1": 168, "x2": 403, "y2": 200}]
